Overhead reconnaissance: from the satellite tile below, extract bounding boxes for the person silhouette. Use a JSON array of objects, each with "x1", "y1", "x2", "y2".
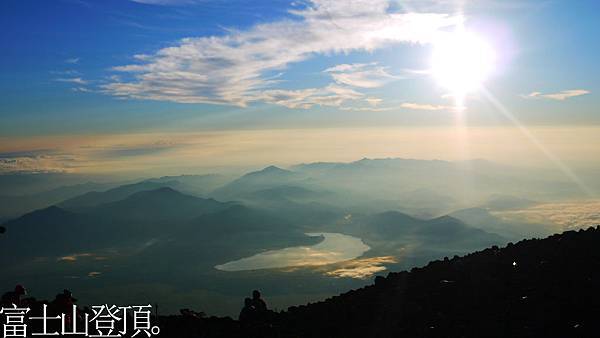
[
  {"x1": 51, "y1": 289, "x2": 78, "y2": 327},
  {"x1": 1, "y1": 285, "x2": 27, "y2": 306},
  {"x1": 251, "y1": 290, "x2": 267, "y2": 313},
  {"x1": 240, "y1": 291, "x2": 271, "y2": 338},
  {"x1": 239, "y1": 298, "x2": 254, "y2": 322}
]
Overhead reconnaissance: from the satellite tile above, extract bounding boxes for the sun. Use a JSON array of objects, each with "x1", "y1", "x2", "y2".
[{"x1": 431, "y1": 29, "x2": 496, "y2": 99}]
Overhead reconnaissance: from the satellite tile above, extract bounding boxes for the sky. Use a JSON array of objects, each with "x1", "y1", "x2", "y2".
[{"x1": 0, "y1": 0, "x2": 599, "y2": 175}]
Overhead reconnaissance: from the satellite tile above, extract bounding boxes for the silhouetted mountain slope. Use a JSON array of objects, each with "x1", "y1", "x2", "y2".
[
  {"x1": 360, "y1": 211, "x2": 423, "y2": 235},
  {"x1": 293, "y1": 158, "x2": 456, "y2": 173},
  {"x1": 187, "y1": 204, "x2": 321, "y2": 238},
  {"x1": 0, "y1": 206, "x2": 95, "y2": 261},
  {"x1": 145, "y1": 174, "x2": 230, "y2": 196},
  {"x1": 59, "y1": 180, "x2": 181, "y2": 209},
  {"x1": 274, "y1": 227, "x2": 600, "y2": 338},
  {"x1": 0, "y1": 188, "x2": 235, "y2": 261},
  {"x1": 172, "y1": 226, "x2": 600, "y2": 338},
  {"x1": 0, "y1": 181, "x2": 114, "y2": 219},
  {"x1": 210, "y1": 166, "x2": 311, "y2": 200},
  {"x1": 243, "y1": 185, "x2": 324, "y2": 201},
  {"x1": 172, "y1": 205, "x2": 321, "y2": 263},
  {"x1": 0, "y1": 173, "x2": 96, "y2": 195},
  {"x1": 88, "y1": 187, "x2": 233, "y2": 222},
  {"x1": 417, "y1": 215, "x2": 497, "y2": 243},
  {"x1": 0, "y1": 188, "x2": 317, "y2": 270},
  {"x1": 348, "y1": 211, "x2": 504, "y2": 251}
]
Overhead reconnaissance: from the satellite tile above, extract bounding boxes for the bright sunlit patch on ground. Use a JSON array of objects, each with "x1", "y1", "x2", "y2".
[
  {"x1": 431, "y1": 28, "x2": 496, "y2": 104},
  {"x1": 323, "y1": 256, "x2": 397, "y2": 279}
]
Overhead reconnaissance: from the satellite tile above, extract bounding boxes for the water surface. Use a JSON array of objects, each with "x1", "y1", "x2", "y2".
[{"x1": 215, "y1": 232, "x2": 369, "y2": 271}]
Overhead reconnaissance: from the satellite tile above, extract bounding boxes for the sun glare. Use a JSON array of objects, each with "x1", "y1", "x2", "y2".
[{"x1": 431, "y1": 29, "x2": 496, "y2": 99}]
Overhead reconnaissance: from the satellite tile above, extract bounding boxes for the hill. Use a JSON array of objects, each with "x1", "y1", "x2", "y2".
[
  {"x1": 145, "y1": 174, "x2": 230, "y2": 196},
  {"x1": 0, "y1": 181, "x2": 114, "y2": 219},
  {"x1": 0, "y1": 187, "x2": 318, "y2": 271},
  {"x1": 160, "y1": 226, "x2": 600, "y2": 338},
  {"x1": 58, "y1": 180, "x2": 181, "y2": 209},
  {"x1": 343, "y1": 211, "x2": 505, "y2": 260},
  {"x1": 0, "y1": 188, "x2": 235, "y2": 262},
  {"x1": 86, "y1": 187, "x2": 233, "y2": 222},
  {"x1": 210, "y1": 166, "x2": 311, "y2": 201}
]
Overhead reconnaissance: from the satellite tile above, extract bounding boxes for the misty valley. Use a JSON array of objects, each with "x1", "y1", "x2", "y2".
[
  {"x1": 3, "y1": 1, "x2": 600, "y2": 336},
  {"x1": 1, "y1": 158, "x2": 596, "y2": 316}
]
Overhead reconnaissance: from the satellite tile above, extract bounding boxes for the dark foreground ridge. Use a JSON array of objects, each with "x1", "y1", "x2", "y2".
[
  {"x1": 160, "y1": 226, "x2": 600, "y2": 338},
  {"x1": 3, "y1": 226, "x2": 600, "y2": 337}
]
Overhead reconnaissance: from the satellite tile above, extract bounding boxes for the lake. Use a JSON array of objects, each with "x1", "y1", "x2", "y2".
[{"x1": 215, "y1": 232, "x2": 370, "y2": 271}]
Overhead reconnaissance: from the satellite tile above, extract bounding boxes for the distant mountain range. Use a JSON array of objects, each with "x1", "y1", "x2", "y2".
[
  {"x1": 210, "y1": 166, "x2": 312, "y2": 201},
  {"x1": 0, "y1": 158, "x2": 585, "y2": 221},
  {"x1": 1, "y1": 157, "x2": 583, "y2": 317},
  {"x1": 0, "y1": 185, "x2": 318, "y2": 271},
  {"x1": 0, "y1": 166, "x2": 509, "y2": 267},
  {"x1": 0, "y1": 174, "x2": 226, "y2": 220},
  {"x1": 0, "y1": 159, "x2": 528, "y2": 274}
]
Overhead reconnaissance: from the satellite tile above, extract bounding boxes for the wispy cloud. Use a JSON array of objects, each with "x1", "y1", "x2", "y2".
[
  {"x1": 72, "y1": 87, "x2": 93, "y2": 93},
  {"x1": 56, "y1": 77, "x2": 88, "y2": 85},
  {"x1": 521, "y1": 89, "x2": 590, "y2": 101},
  {"x1": 400, "y1": 102, "x2": 451, "y2": 110},
  {"x1": 58, "y1": 252, "x2": 108, "y2": 262},
  {"x1": 0, "y1": 137, "x2": 183, "y2": 174},
  {"x1": 65, "y1": 57, "x2": 80, "y2": 64},
  {"x1": 130, "y1": 0, "x2": 194, "y2": 5},
  {"x1": 104, "y1": 0, "x2": 458, "y2": 108},
  {"x1": 0, "y1": 153, "x2": 79, "y2": 174},
  {"x1": 324, "y1": 63, "x2": 398, "y2": 88},
  {"x1": 256, "y1": 84, "x2": 365, "y2": 109},
  {"x1": 50, "y1": 69, "x2": 81, "y2": 76},
  {"x1": 93, "y1": 140, "x2": 180, "y2": 158}
]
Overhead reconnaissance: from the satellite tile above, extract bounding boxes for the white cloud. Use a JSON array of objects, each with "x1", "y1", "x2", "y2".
[
  {"x1": 51, "y1": 69, "x2": 81, "y2": 76},
  {"x1": 130, "y1": 0, "x2": 193, "y2": 4},
  {"x1": 324, "y1": 63, "x2": 398, "y2": 88},
  {"x1": 365, "y1": 97, "x2": 383, "y2": 106},
  {"x1": 521, "y1": 89, "x2": 590, "y2": 101},
  {"x1": 65, "y1": 57, "x2": 80, "y2": 64},
  {"x1": 0, "y1": 155, "x2": 76, "y2": 174},
  {"x1": 337, "y1": 100, "x2": 453, "y2": 112},
  {"x1": 72, "y1": 87, "x2": 93, "y2": 93},
  {"x1": 105, "y1": 0, "x2": 458, "y2": 108},
  {"x1": 257, "y1": 84, "x2": 365, "y2": 109},
  {"x1": 400, "y1": 102, "x2": 450, "y2": 110},
  {"x1": 339, "y1": 106, "x2": 395, "y2": 112},
  {"x1": 56, "y1": 77, "x2": 88, "y2": 85}
]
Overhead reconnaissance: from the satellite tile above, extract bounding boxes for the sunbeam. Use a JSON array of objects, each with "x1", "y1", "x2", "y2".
[{"x1": 481, "y1": 88, "x2": 596, "y2": 198}]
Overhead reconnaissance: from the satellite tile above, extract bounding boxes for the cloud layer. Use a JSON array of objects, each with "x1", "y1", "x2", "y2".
[
  {"x1": 522, "y1": 89, "x2": 590, "y2": 101},
  {"x1": 0, "y1": 154, "x2": 78, "y2": 174},
  {"x1": 105, "y1": 0, "x2": 457, "y2": 108}
]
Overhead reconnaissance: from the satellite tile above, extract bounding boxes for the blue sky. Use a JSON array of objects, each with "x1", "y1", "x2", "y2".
[{"x1": 0, "y1": 0, "x2": 599, "y2": 174}]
